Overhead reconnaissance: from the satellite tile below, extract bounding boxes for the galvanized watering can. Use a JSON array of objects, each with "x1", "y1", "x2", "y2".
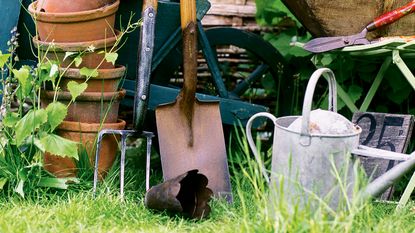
[{"x1": 246, "y1": 68, "x2": 415, "y2": 209}]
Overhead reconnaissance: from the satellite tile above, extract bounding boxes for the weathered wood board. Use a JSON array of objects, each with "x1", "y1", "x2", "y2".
[
  {"x1": 202, "y1": 0, "x2": 259, "y2": 30},
  {"x1": 352, "y1": 112, "x2": 414, "y2": 199}
]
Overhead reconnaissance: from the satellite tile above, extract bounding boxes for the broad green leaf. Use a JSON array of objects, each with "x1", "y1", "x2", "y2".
[
  {"x1": 105, "y1": 52, "x2": 118, "y2": 65},
  {"x1": 74, "y1": 56, "x2": 83, "y2": 67},
  {"x1": 67, "y1": 81, "x2": 88, "y2": 101},
  {"x1": 0, "y1": 51, "x2": 10, "y2": 68},
  {"x1": 13, "y1": 66, "x2": 32, "y2": 97},
  {"x1": 2, "y1": 112, "x2": 20, "y2": 128},
  {"x1": 80, "y1": 67, "x2": 98, "y2": 78},
  {"x1": 63, "y1": 51, "x2": 78, "y2": 61},
  {"x1": 15, "y1": 180, "x2": 24, "y2": 198},
  {"x1": 37, "y1": 177, "x2": 78, "y2": 189},
  {"x1": 0, "y1": 178, "x2": 7, "y2": 190},
  {"x1": 45, "y1": 102, "x2": 68, "y2": 131},
  {"x1": 40, "y1": 134, "x2": 79, "y2": 159},
  {"x1": 15, "y1": 109, "x2": 48, "y2": 146}
]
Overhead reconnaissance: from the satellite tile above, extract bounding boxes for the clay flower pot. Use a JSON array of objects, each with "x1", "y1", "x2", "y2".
[
  {"x1": 33, "y1": 32, "x2": 119, "y2": 69},
  {"x1": 36, "y1": 0, "x2": 115, "y2": 13},
  {"x1": 29, "y1": 0, "x2": 120, "y2": 42},
  {"x1": 44, "y1": 119, "x2": 126, "y2": 178},
  {"x1": 59, "y1": 66, "x2": 126, "y2": 92},
  {"x1": 41, "y1": 89, "x2": 126, "y2": 123}
]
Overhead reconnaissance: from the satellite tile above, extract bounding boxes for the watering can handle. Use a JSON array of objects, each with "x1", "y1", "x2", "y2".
[
  {"x1": 246, "y1": 112, "x2": 278, "y2": 184},
  {"x1": 300, "y1": 68, "x2": 337, "y2": 145}
]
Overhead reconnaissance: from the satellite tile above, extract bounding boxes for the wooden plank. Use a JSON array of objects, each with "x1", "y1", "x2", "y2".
[
  {"x1": 207, "y1": 4, "x2": 256, "y2": 17},
  {"x1": 352, "y1": 112, "x2": 414, "y2": 200},
  {"x1": 209, "y1": 0, "x2": 255, "y2": 5}
]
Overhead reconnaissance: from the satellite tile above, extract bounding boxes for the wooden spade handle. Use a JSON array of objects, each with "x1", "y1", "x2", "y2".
[
  {"x1": 180, "y1": 0, "x2": 197, "y2": 103},
  {"x1": 179, "y1": 0, "x2": 198, "y2": 145},
  {"x1": 143, "y1": 0, "x2": 158, "y2": 10},
  {"x1": 366, "y1": 0, "x2": 415, "y2": 31},
  {"x1": 180, "y1": 0, "x2": 197, "y2": 105},
  {"x1": 180, "y1": 0, "x2": 197, "y2": 29}
]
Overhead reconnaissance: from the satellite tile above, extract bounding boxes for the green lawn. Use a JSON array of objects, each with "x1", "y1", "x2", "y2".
[{"x1": 1, "y1": 136, "x2": 415, "y2": 233}]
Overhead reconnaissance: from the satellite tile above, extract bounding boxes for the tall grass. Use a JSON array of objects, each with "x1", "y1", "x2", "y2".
[
  {"x1": 227, "y1": 125, "x2": 415, "y2": 232},
  {"x1": 0, "y1": 128, "x2": 414, "y2": 232}
]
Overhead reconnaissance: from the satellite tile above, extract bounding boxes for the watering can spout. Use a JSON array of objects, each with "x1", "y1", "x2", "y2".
[{"x1": 353, "y1": 146, "x2": 415, "y2": 198}]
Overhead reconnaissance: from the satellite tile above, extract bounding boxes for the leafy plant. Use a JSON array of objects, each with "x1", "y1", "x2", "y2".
[
  {"x1": 0, "y1": 11, "x2": 141, "y2": 197},
  {"x1": 0, "y1": 28, "x2": 79, "y2": 197}
]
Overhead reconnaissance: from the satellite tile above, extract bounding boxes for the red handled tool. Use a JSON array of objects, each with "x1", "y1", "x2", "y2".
[{"x1": 303, "y1": 1, "x2": 415, "y2": 53}]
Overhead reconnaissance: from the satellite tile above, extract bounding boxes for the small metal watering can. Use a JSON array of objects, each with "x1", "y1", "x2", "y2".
[{"x1": 246, "y1": 68, "x2": 415, "y2": 209}]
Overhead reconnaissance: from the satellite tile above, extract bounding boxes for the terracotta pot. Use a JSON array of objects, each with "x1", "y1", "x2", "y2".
[
  {"x1": 33, "y1": 32, "x2": 119, "y2": 69},
  {"x1": 58, "y1": 66, "x2": 126, "y2": 92},
  {"x1": 29, "y1": 0, "x2": 119, "y2": 42},
  {"x1": 41, "y1": 89, "x2": 126, "y2": 123},
  {"x1": 36, "y1": 0, "x2": 115, "y2": 13},
  {"x1": 44, "y1": 119, "x2": 126, "y2": 178}
]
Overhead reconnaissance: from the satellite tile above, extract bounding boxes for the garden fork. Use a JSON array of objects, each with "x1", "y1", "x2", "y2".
[{"x1": 92, "y1": 0, "x2": 158, "y2": 198}]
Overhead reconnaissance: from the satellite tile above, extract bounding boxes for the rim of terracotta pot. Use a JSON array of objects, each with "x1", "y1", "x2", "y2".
[
  {"x1": 33, "y1": 30, "x2": 120, "y2": 51},
  {"x1": 42, "y1": 89, "x2": 126, "y2": 102},
  {"x1": 60, "y1": 65, "x2": 126, "y2": 80},
  {"x1": 36, "y1": 0, "x2": 117, "y2": 13},
  {"x1": 29, "y1": 0, "x2": 120, "y2": 23},
  {"x1": 58, "y1": 119, "x2": 126, "y2": 133}
]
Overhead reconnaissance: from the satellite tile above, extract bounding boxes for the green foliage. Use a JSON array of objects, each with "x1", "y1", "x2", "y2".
[
  {"x1": 256, "y1": 0, "x2": 414, "y2": 116},
  {"x1": 79, "y1": 67, "x2": 98, "y2": 78},
  {"x1": 45, "y1": 102, "x2": 67, "y2": 131},
  {"x1": 38, "y1": 62, "x2": 59, "y2": 83},
  {"x1": 13, "y1": 66, "x2": 32, "y2": 97},
  {"x1": 104, "y1": 52, "x2": 118, "y2": 65},
  {"x1": 39, "y1": 134, "x2": 78, "y2": 159},
  {"x1": 0, "y1": 51, "x2": 11, "y2": 68},
  {"x1": 0, "y1": 9, "x2": 141, "y2": 198},
  {"x1": 15, "y1": 109, "x2": 48, "y2": 146},
  {"x1": 67, "y1": 81, "x2": 88, "y2": 102}
]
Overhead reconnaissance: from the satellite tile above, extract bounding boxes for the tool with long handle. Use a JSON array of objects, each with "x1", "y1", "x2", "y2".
[
  {"x1": 303, "y1": 1, "x2": 415, "y2": 53},
  {"x1": 156, "y1": 0, "x2": 232, "y2": 201},
  {"x1": 93, "y1": 0, "x2": 158, "y2": 198}
]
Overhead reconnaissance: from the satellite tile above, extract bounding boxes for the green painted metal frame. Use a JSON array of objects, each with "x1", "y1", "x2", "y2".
[
  {"x1": 0, "y1": 0, "x2": 21, "y2": 53},
  {"x1": 0, "y1": 0, "x2": 21, "y2": 101},
  {"x1": 310, "y1": 38, "x2": 415, "y2": 209},
  {"x1": 122, "y1": 80, "x2": 268, "y2": 127}
]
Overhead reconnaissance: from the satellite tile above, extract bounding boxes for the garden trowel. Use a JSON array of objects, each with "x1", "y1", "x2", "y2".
[
  {"x1": 303, "y1": 0, "x2": 415, "y2": 53},
  {"x1": 155, "y1": 0, "x2": 232, "y2": 201}
]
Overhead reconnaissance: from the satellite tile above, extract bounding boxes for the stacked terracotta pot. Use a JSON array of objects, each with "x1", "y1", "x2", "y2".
[{"x1": 30, "y1": 0, "x2": 126, "y2": 178}]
